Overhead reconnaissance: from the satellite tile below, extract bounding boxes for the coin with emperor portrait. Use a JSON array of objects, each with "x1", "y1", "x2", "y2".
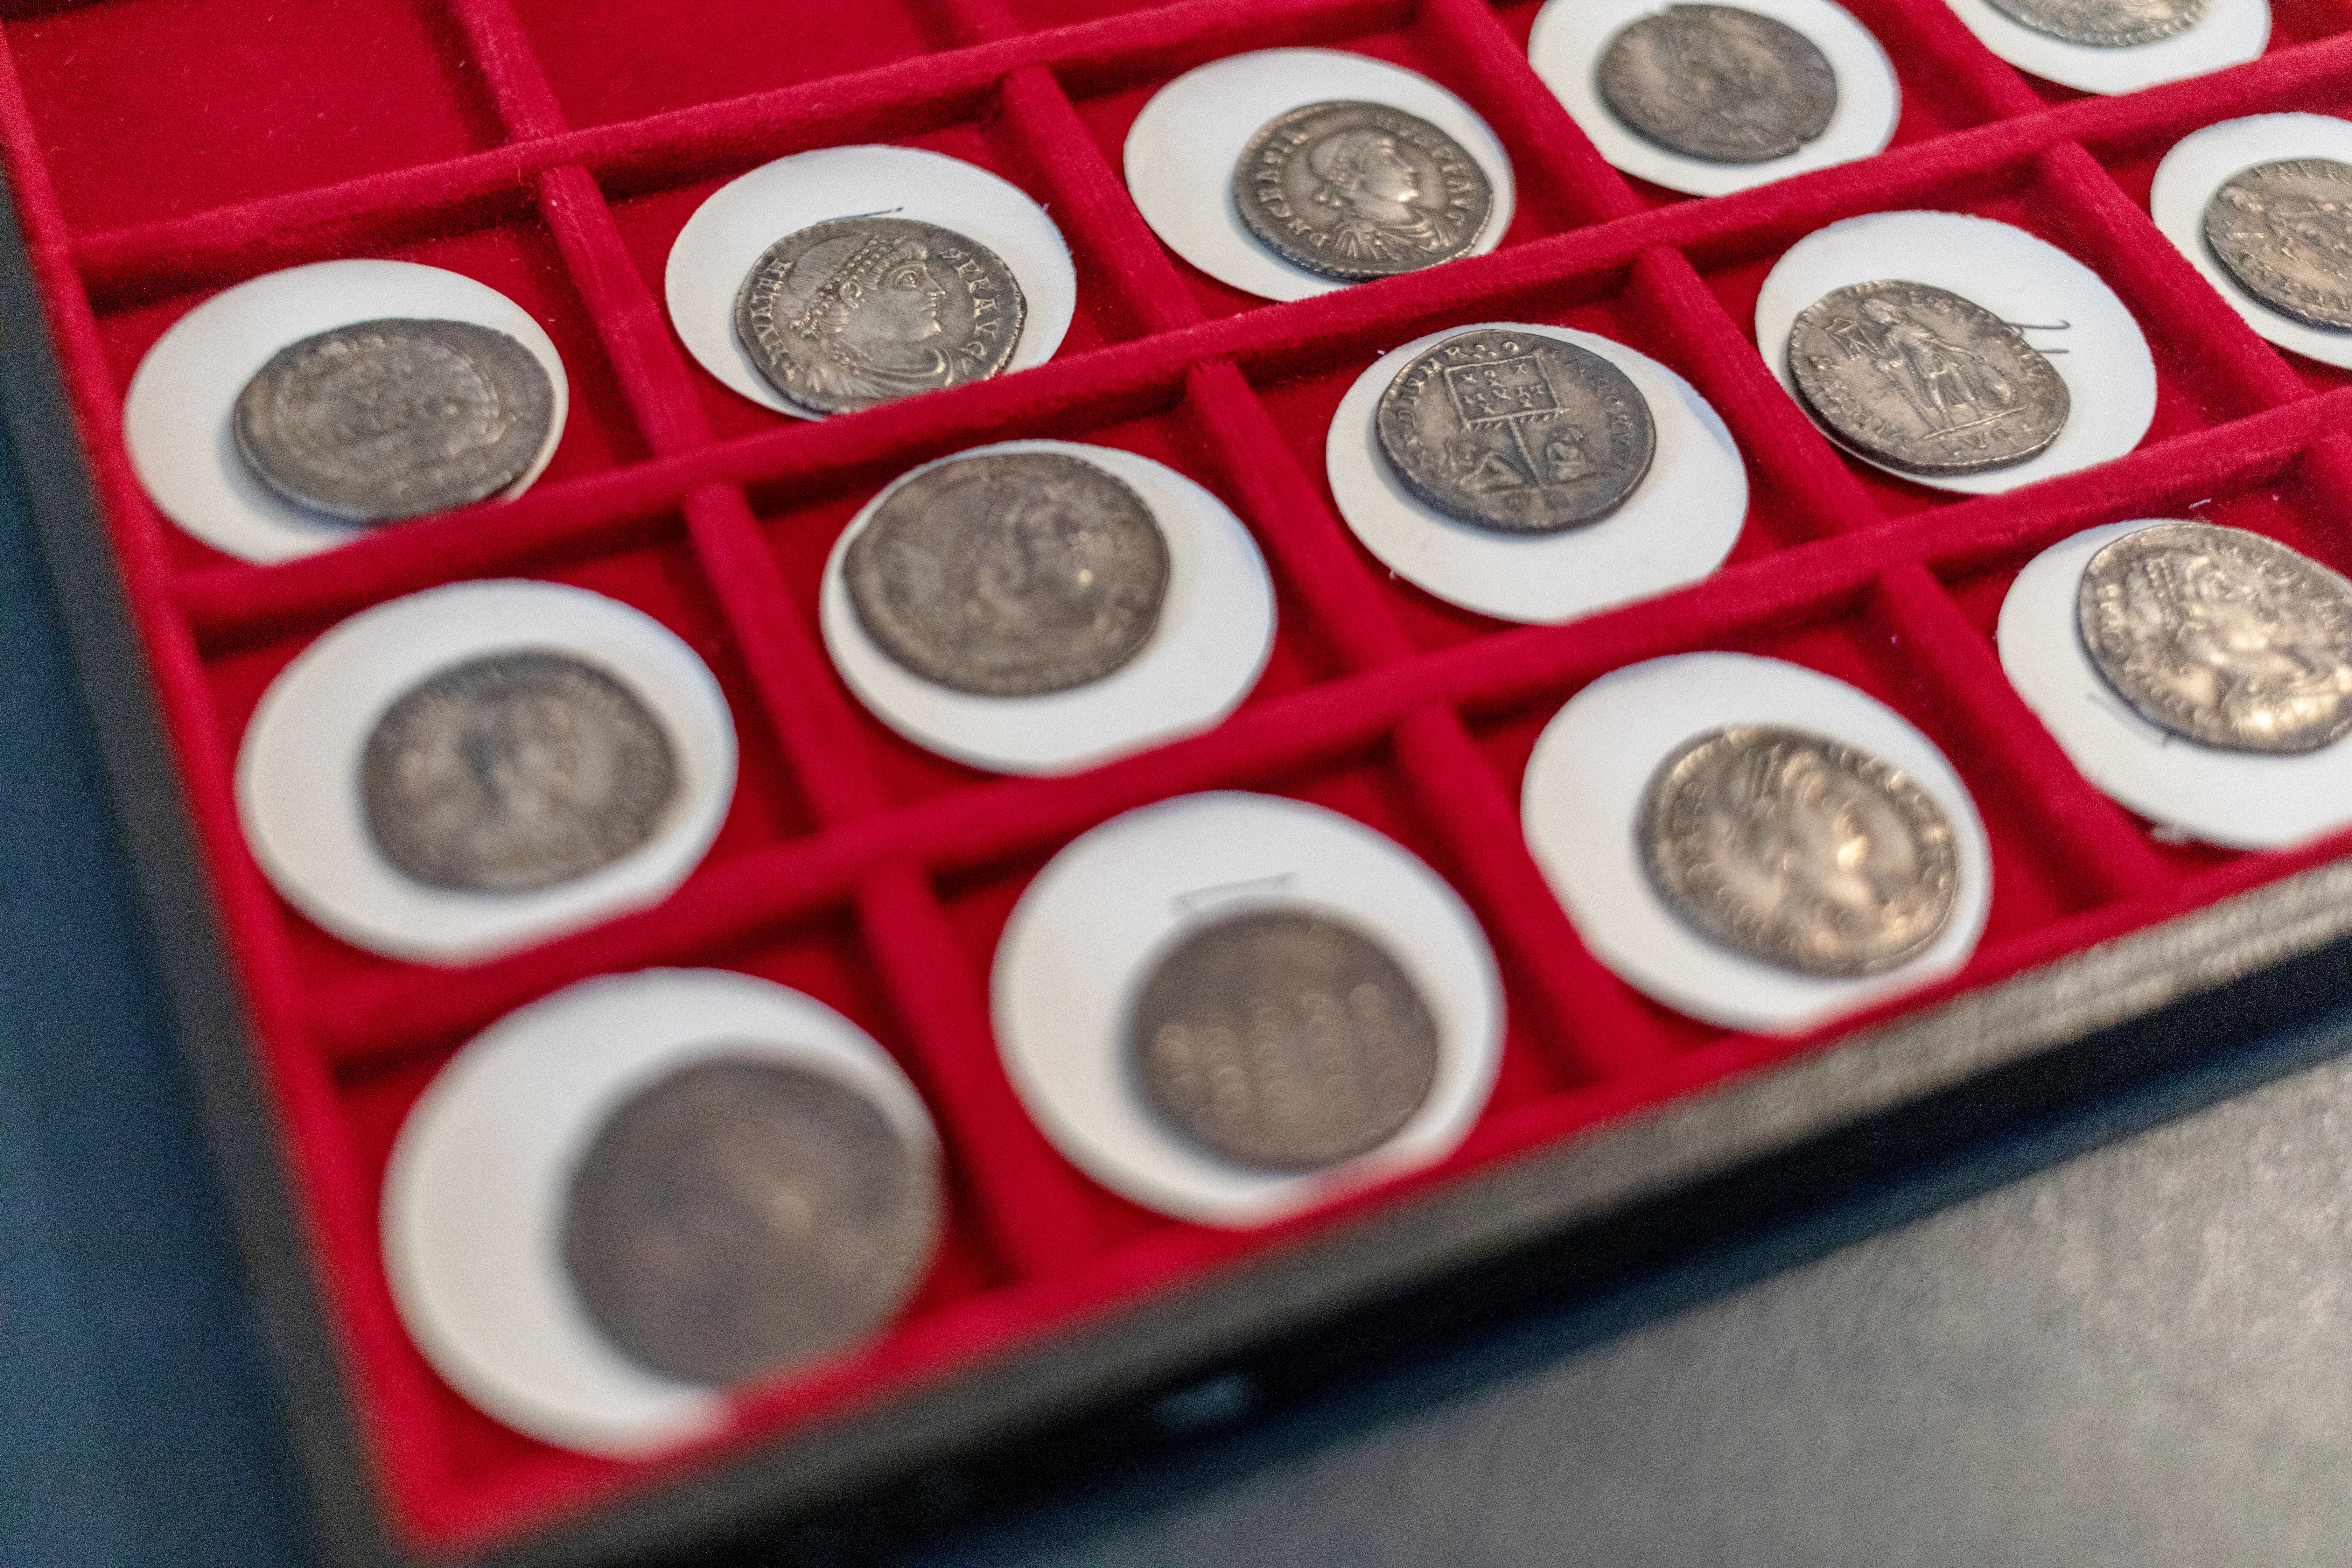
[{"x1": 1230, "y1": 100, "x2": 1493, "y2": 281}]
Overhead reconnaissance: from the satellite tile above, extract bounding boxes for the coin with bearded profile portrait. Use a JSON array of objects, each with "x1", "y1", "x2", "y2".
[
  {"x1": 1231, "y1": 100, "x2": 1493, "y2": 281},
  {"x1": 1598, "y1": 5, "x2": 1839, "y2": 166},
  {"x1": 734, "y1": 216, "x2": 1025, "y2": 417},
  {"x1": 1982, "y1": 0, "x2": 2206, "y2": 46}
]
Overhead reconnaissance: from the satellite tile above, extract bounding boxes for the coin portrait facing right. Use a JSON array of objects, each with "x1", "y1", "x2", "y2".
[
  {"x1": 1981, "y1": 0, "x2": 2206, "y2": 46},
  {"x1": 1597, "y1": 4, "x2": 1839, "y2": 166},
  {"x1": 1231, "y1": 99, "x2": 1493, "y2": 281}
]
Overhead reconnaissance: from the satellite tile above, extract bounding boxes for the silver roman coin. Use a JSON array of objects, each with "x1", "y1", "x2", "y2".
[
  {"x1": 2204, "y1": 158, "x2": 2352, "y2": 332},
  {"x1": 1786, "y1": 279, "x2": 2069, "y2": 477},
  {"x1": 735, "y1": 216, "x2": 1026, "y2": 417},
  {"x1": 232, "y1": 318, "x2": 553, "y2": 523},
  {"x1": 1982, "y1": 0, "x2": 2205, "y2": 46},
  {"x1": 360, "y1": 650, "x2": 677, "y2": 893},
  {"x1": 1639, "y1": 724, "x2": 1960, "y2": 978},
  {"x1": 1375, "y1": 328, "x2": 1656, "y2": 535},
  {"x1": 1597, "y1": 4, "x2": 1838, "y2": 166},
  {"x1": 562, "y1": 1057, "x2": 941, "y2": 1388},
  {"x1": 1231, "y1": 100, "x2": 1493, "y2": 281},
  {"x1": 845, "y1": 450, "x2": 1169, "y2": 698},
  {"x1": 2078, "y1": 522, "x2": 2352, "y2": 754},
  {"x1": 1128, "y1": 907, "x2": 1440, "y2": 1172}
]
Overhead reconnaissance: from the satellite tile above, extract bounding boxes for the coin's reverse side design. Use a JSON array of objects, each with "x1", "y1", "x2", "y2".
[
  {"x1": 845, "y1": 450, "x2": 1170, "y2": 697},
  {"x1": 361, "y1": 650, "x2": 678, "y2": 893},
  {"x1": 735, "y1": 216, "x2": 1025, "y2": 417},
  {"x1": 1786, "y1": 279, "x2": 2069, "y2": 477},
  {"x1": 1375, "y1": 328, "x2": 1656, "y2": 535},
  {"x1": 1231, "y1": 100, "x2": 1493, "y2": 281},
  {"x1": 1639, "y1": 724, "x2": 1959, "y2": 978},
  {"x1": 1982, "y1": 0, "x2": 2206, "y2": 46},
  {"x1": 2204, "y1": 159, "x2": 2352, "y2": 332},
  {"x1": 2078, "y1": 522, "x2": 2352, "y2": 755},
  {"x1": 1129, "y1": 907, "x2": 1440, "y2": 1172},
  {"x1": 232, "y1": 318, "x2": 553, "y2": 522},
  {"x1": 1597, "y1": 5, "x2": 1838, "y2": 166},
  {"x1": 562, "y1": 1057, "x2": 941, "y2": 1387}
]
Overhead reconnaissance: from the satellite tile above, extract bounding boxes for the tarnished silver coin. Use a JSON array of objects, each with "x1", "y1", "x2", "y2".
[
  {"x1": 1639, "y1": 724, "x2": 1959, "y2": 978},
  {"x1": 1786, "y1": 279, "x2": 2069, "y2": 477},
  {"x1": 1129, "y1": 907, "x2": 1440, "y2": 1172},
  {"x1": 2204, "y1": 159, "x2": 2352, "y2": 332},
  {"x1": 1597, "y1": 4, "x2": 1838, "y2": 166},
  {"x1": 232, "y1": 318, "x2": 553, "y2": 523},
  {"x1": 1231, "y1": 100, "x2": 1493, "y2": 281},
  {"x1": 845, "y1": 451, "x2": 1169, "y2": 698},
  {"x1": 734, "y1": 216, "x2": 1025, "y2": 417},
  {"x1": 1375, "y1": 328, "x2": 1655, "y2": 535},
  {"x1": 1982, "y1": 0, "x2": 2205, "y2": 46},
  {"x1": 360, "y1": 650, "x2": 677, "y2": 893},
  {"x1": 562, "y1": 1057, "x2": 941, "y2": 1388},
  {"x1": 2078, "y1": 522, "x2": 2352, "y2": 755}
]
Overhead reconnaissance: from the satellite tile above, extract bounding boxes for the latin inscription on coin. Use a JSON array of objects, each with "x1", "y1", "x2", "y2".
[
  {"x1": 2078, "y1": 522, "x2": 2352, "y2": 754},
  {"x1": 845, "y1": 451, "x2": 1169, "y2": 698},
  {"x1": 1376, "y1": 328, "x2": 1656, "y2": 535},
  {"x1": 1639, "y1": 724, "x2": 1959, "y2": 978},
  {"x1": 1231, "y1": 100, "x2": 1493, "y2": 282},
  {"x1": 361, "y1": 650, "x2": 677, "y2": 893},
  {"x1": 1128, "y1": 907, "x2": 1440, "y2": 1172},
  {"x1": 562, "y1": 1057, "x2": 941, "y2": 1387},
  {"x1": 1982, "y1": 0, "x2": 2205, "y2": 46},
  {"x1": 1598, "y1": 5, "x2": 1838, "y2": 166},
  {"x1": 1786, "y1": 279, "x2": 2069, "y2": 477},
  {"x1": 735, "y1": 216, "x2": 1026, "y2": 417},
  {"x1": 2204, "y1": 159, "x2": 2352, "y2": 332},
  {"x1": 232, "y1": 318, "x2": 554, "y2": 523}
]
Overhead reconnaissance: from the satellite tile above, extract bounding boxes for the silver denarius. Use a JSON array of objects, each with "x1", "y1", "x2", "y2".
[
  {"x1": 2204, "y1": 158, "x2": 2352, "y2": 332},
  {"x1": 1982, "y1": 0, "x2": 2205, "y2": 46},
  {"x1": 1231, "y1": 100, "x2": 1493, "y2": 281},
  {"x1": 1597, "y1": 4, "x2": 1838, "y2": 166}
]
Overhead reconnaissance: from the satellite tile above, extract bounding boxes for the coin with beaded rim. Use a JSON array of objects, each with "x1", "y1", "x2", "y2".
[
  {"x1": 1981, "y1": 0, "x2": 2206, "y2": 46},
  {"x1": 1230, "y1": 100, "x2": 1493, "y2": 281},
  {"x1": 1597, "y1": 5, "x2": 1839, "y2": 166}
]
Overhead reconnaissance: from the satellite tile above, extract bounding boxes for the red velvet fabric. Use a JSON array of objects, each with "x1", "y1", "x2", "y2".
[{"x1": 10, "y1": 0, "x2": 2352, "y2": 1550}]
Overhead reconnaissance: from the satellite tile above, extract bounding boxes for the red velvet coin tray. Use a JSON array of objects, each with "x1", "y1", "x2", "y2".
[{"x1": 15, "y1": 0, "x2": 2352, "y2": 1562}]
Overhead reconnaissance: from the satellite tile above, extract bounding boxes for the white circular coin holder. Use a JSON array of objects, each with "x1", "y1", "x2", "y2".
[
  {"x1": 1940, "y1": 0, "x2": 2266, "y2": 94},
  {"x1": 664, "y1": 145, "x2": 1076, "y2": 418},
  {"x1": 1122, "y1": 48, "x2": 1517, "y2": 303},
  {"x1": 820, "y1": 439, "x2": 1277, "y2": 775},
  {"x1": 382, "y1": 967, "x2": 942, "y2": 1457},
  {"x1": 1527, "y1": 0, "x2": 1900, "y2": 198},
  {"x1": 1756, "y1": 209, "x2": 2156, "y2": 496},
  {"x1": 992, "y1": 791, "x2": 1505, "y2": 1227},
  {"x1": 1999, "y1": 519, "x2": 2352, "y2": 848},
  {"x1": 2151, "y1": 114, "x2": 2352, "y2": 370},
  {"x1": 1521, "y1": 652, "x2": 1993, "y2": 1034},
  {"x1": 1325, "y1": 322, "x2": 1748, "y2": 624},
  {"x1": 237, "y1": 579, "x2": 737, "y2": 965},
  {"x1": 123, "y1": 259, "x2": 570, "y2": 565}
]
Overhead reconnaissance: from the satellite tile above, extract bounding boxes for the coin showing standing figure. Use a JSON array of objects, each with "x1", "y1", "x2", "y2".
[
  {"x1": 562, "y1": 1057, "x2": 941, "y2": 1388},
  {"x1": 2203, "y1": 159, "x2": 2352, "y2": 332},
  {"x1": 1375, "y1": 328, "x2": 1656, "y2": 535},
  {"x1": 1981, "y1": 0, "x2": 2205, "y2": 46},
  {"x1": 845, "y1": 450, "x2": 1170, "y2": 698},
  {"x1": 1639, "y1": 723, "x2": 1959, "y2": 978},
  {"x1": 361, "y1": 649, "x2": 678, "y2": 893},
  {"x1": 1231, "y1": 100, "x2": 1493, "y2": 281},
  {"x1": 2077, "y1": 522, "x2": 2352, "y2": 755},
  {"x1": 1597, "y1": 5, "x2": 1839, "y2": 166},
  {"x1": 1786, "y1": 279, "x2": 2069, "y2": 477},
  {"x1": 1129, "y1": 907, "x2": 1440, "y2": 1172},
  {"x1": 232, "y1": 318, "x2": 553, "y2": 523},
  {"x1": 734, "y1": 216, "x2": 1025, "y2": 417}
]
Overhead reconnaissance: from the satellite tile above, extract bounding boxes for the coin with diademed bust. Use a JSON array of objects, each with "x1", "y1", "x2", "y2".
[
  {"x1": 1982, "y1": 0, "x2": 2205, "y2": 46},
  {"x1": 1230, "y1": 100, "x2": 1492, "y2": 282},
  {"x1": 1597, "y1": 5, "x2": 1838, "y2": 166},
  {"x1": 2204, "y1": 158, "x2": 2352, "y2": 332}
]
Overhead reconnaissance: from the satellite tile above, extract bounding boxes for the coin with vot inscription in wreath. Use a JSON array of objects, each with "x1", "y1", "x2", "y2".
[
  {"x1": 1598, "y1": 5, "x2": 1838, "y2": 166},
  {"x1": 734, "y1": 216, "x2": 1025, "y2": 417},
  {"x1": 1129, "y1": 907, "x2": 1440, "y2": 1172},
  {"x1": 2204, "y1": 159, "x2": 2352, "y2": 332},
  {"x1": 845, "y1": 450, "x2": 1170, "y2": 698},
  {"x1": 232, "y1": 318, "x2": 553, "y2": 523},
  {"x1": 1786, "y1": 279, "x2": 2069, "y2": 477},
  {"x1": 1981, "y1": 0, "x2": 2206, "y2": 46},
  {"x1": 562, "y1": 1057, "x2": 941, "y2": 1387},
  {"x1": 361, "y1": 650, "x2": 678, "y2": 894},
  {"x1": 1231, "y1": 100, "x2": 1493, "y2": 282},
  {"x1": 1376, "y1": 328, "x2": 1655, "y2": 535},
  {"x1": 1639, "y1": 723, "x2": 1959, "y2": 978},
  {"x1": 2078, "y1": 522, "x2": 2352, "y2": 755}
]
